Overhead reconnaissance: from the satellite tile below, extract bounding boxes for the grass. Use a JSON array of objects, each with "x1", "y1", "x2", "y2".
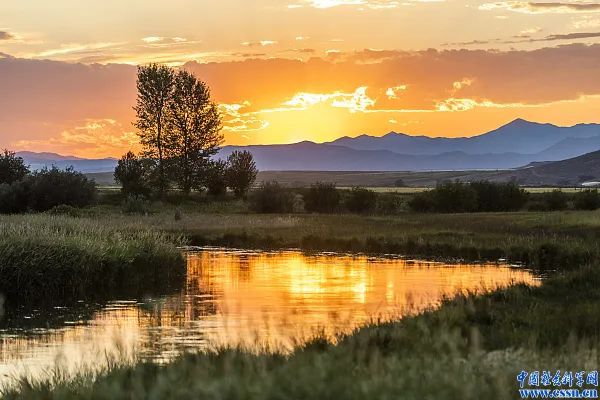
[
  {"x1": 3, "y1": 203, "x2": 600, "y2": 398},
  {"x1": 0, "y1": 213, "x2": 186, "y2": 305}
]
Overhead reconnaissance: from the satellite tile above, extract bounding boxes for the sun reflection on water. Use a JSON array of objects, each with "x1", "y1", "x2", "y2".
[{"x1": 0, "y1": 249, "x2": 539, "y2": 387}]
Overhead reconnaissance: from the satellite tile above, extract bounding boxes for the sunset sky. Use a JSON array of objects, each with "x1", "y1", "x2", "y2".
[{"x1": 2, "y1": 0, "x2": 600, "y2": 157}]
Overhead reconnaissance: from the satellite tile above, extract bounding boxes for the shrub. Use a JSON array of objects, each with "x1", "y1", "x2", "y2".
[
  {"x1": 345, "y1": 187, "x2": 378, "y2": 214},
  {"x1": 432, "y1": 181, "x2": 478, "y2": 213},
  {"x1": 408, "y1": 191, "x2": 435, "y2": 212},
  {"x1": 123, "y1": 195, "x2": 152, "y2": 215},
  {"x1": 225, "y1": 151, "x2": 258, "y2": 199},
  {"x1": 26, "y1": 167, "x2": 97, "y2": 212},
  {"x1": 376, "y1": 193, "x2": 405, "y2": 215},
  {"x1": 470, "y1": 181, "x2": 528, "y2": 212},
  {"x1": 204, "y1": 160, "x2": 228, "y2": 197},
  {"x1": 0, "y1": 150, "x2": 29, "y2": 184},
  {"x1": 304, "y1": 182, "x2": 340, "y2": 213},
  {"x1": 541, "y1": 190, "x2": 569, "y2": 211},
  {"x1": 573, "y1": 189, "x2": 600, "y2": 211},
  {"x1": 250, "y1": 181, "x2": 295, "y2": 213},
  {"x1": 0, "y1": 181, "x2": 29, "y2": 214},
  {"x1": 114, "y1": 151, "x2": 152, "y2": 196}
]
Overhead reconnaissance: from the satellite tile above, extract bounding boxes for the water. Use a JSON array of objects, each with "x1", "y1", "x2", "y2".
[{"x1": 0, "y1": 249, "x2": 539, "y2": 386}]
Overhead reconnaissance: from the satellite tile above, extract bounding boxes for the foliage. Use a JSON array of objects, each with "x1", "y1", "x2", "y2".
[
  {"x1": 122, "y1": 195, "x2": 152, "y2": 215},
  {"x1": 0, "y1": 149, "x2": 29, "y2": 184},
  {"x1": 345, "y1": 187, "x2": 377, "y2": 214},
  {"x1": 225, "y1": 151, "x2": 258, "y2": 198},
  {"x1": 26, "y1": 167, "x2": 97, "y2": 211},
  {"x1": 304, "y1": 182, "x2": 341, "y2": 213},
  {"x1": 114, "y1": 152, "x2": 152, "y2": 197},
  {"x1": 573, "y1": 189, "x2": 600, "y2": 211},
  {"x1": 409, "y1": 181, "x2": 527, "y2": 213},
  {"x1": 470, "y1": 181, "x2": 528, "y2": 211},
  {"x1": 250, "y1": 181, "x2": 295, "y2": 213},
  {"x1": 134, "y1": 64, "x2": 175, "y2": 193},
  {"x1": 540, "y1": 189, "x2": 569, "y2": 211},
  {"x1": 204, "y1": 160, "x2": 228, "y2": 197},
  {"x1": 165, "y1": 70, "x2": 223, "y2": 194},
  {"x1": 0, "y1": 167, "x2": 96, "y2": 213}
]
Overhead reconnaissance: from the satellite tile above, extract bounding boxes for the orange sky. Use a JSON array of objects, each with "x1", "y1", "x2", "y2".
[{"x1": 1, "y1": 0, "x2": 600, "y2": 157}]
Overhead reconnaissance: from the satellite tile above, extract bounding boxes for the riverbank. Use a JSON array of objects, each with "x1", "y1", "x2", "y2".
[
  {"x1": 2, "y1": 207, "x2": 600, "y2": 398},
  {"x1": 0, "y1": 214, "x2": 186, "y2": 304}
]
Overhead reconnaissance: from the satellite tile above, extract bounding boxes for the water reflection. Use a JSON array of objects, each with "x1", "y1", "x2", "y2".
[{"x1": 0, "y1": 249, "x2": 539, "y2": 386}]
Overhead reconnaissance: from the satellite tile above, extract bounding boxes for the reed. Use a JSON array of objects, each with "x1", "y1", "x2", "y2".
[{"x1": 0, "y1": 214, "x2": 186, "y2": 304}]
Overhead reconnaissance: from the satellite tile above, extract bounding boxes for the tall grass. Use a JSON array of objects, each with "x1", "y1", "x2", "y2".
[{"x1": 0, "y1": 214, "x2": 186, "y2": 304}]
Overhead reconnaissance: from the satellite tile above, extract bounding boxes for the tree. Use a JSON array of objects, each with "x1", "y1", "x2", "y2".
[
  {"x1": 204, "y1": 160, "x2": 228, "y2": 197},
  {"x1": 114, "y1": 151, "x2": 151, "y2": 196},
  {"x1": 134, "y1": 64, "x2": 175, "y2": 194},
  {"x1": 26, "y1": 167, "x2": 97, "y2": 211},
  {"x1": 226, "y1": 151, "x2": 258, "y2": 198},
  {"x1": 0, "y1": 150, "x2": 29, "y2": 184},
  {"x1": 165, "y1": 70, "x2": 223, "y2": 194}
]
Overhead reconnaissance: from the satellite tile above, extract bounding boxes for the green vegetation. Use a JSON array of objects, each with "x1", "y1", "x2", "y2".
[
  {"x1": 408, "y1": 181, "x2": 528, "y2": 213},
  {"x1": 0, "y1": 167, "x2": 97, "y2": 213},
  {"x1": 0, "y1": 213, "x2": 185, "y2": 305}
]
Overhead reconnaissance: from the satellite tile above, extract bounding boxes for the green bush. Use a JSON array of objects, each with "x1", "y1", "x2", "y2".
[
  {"x1": 304, "y1": 182, "x2": 340, "y2": 213},
  {"x1": 470, "y1": 181, "x2": 528, "y2": 211},
  {"x1": 541, "y1": 190, "x2": 569, "y2": 211},
  {"x1": 250, "y1": 181, "x2": 295, "y2": 213},
  {"x1": 26, "y1": 167, "x2": 97, "y2": 212},
  {"x1": 0, "y1": 167, "x2": 96, "y2": 214},
  {"x1": 573, "y1": 189, "x2": 600, "y2": 211},
  {"x1": 0, "y1": 181, "x2": 29, "y2": 214},
  {"x1": 122, "y1": 195, "x2": 152, "y2": 215},
  {"x1": 345, "y1": 187, "x2": 378, "y2": 214}
]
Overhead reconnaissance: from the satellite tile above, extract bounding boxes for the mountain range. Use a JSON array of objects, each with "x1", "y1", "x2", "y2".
[{"x1": 14, "y1": 118, "x2": 600, "y2": 172}]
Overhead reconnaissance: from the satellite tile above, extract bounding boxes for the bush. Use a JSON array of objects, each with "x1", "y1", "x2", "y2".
[
  {"x1": 122, "y1": 195, "x2": 152, "y2": 215},
  {"x1": 0, "y1": 150, "x2": 29, "y2": 184},
  {"x1": 574, "y1": 189, "x2": 600, "y2": 211},
  {"x1": 0, "y1": 181, "x2": 29, "y2": 214},
  {"x1": 345, "y1": 187, "x2": 377, "y2": 214},
  {"x1": 204, "y1": 160, "x2": 228, "y2": 197},
  {"x1": 0, "y1": 167, "x2": 96, "y2": 214},
  {"x1": 304, "y1": 182, "x2": 340, "y2": 213},
  {"x1": 226, "y1": 151, "x2": 258, "y2": 199},
  {"x1": 250, "y1": 181, "x2": 295, "y2": 213},
  {"x1": 470, "y1": 181, "x2": 528, "y2": 212},
  {"x1": 26, "y1": 167, "x2": 97, "y2": 212},
  {"x1": 541, "y1": 190, "x2": 569, "y2": 211},
  {"x1": 376, "y1": 193, "x2": 405, "y2": 215},
  {"x1": 408, "y1": 191, "x2": 435, "y2": 212},
  {"x1": 114, "y1": 151, "x2": 152, "y2": 196}
]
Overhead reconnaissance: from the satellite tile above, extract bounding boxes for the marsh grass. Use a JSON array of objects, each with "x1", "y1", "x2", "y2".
[{"x1": 0, "y1": 214, "x2": 186, "y2": 304}]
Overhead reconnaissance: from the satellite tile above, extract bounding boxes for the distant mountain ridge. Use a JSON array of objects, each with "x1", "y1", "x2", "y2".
[
  {"x1": 16, "y1": 151, "x2": 117, "y2": 173},
  {"x1": 15, "y1": 119, "x2": 600, "y2": 172}
]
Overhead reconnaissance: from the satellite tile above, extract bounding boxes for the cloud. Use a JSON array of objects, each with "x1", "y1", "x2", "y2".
[
  {"x1": 141, "y1": 36, "x2": 188, "y2": 44},
  {"x1": 435, "y1": 98, "x2": 531, "y2": 112},
  {"x1": 219, "y1": 102, "x2": 270, "y2": 132},
  {"x1": 14, "y1": 119, "x2": 139, "y2": 157},
  {"x1": 282, "y1": 87, "x2": 375, "y2": 112},
  {"x1": 386, "y1": 85, "x2": 407, "y2": 99},
  {"x1": 241, "y1": 40, "x2": 278, "y2": 47},
  {"x1": 479, "y1": 1, "x2": 600, "y2": 14},
  {"x1": 295, "y1": 0, "x2": 402, "y2": 9},
  {"x1": 0, "y1": 31, "x2": 15, "y2": 41},
  {"x1": 573, "y1": 16, "x2": 600, "y2": 29}
]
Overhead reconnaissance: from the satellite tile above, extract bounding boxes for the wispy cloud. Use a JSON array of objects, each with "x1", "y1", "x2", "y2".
[
  {"x1": 0, "y1": 31, "x2": 15, "y2": 41},
  {"x1": 480, "y1": 1, "x2": 600, "y2": 14}
]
